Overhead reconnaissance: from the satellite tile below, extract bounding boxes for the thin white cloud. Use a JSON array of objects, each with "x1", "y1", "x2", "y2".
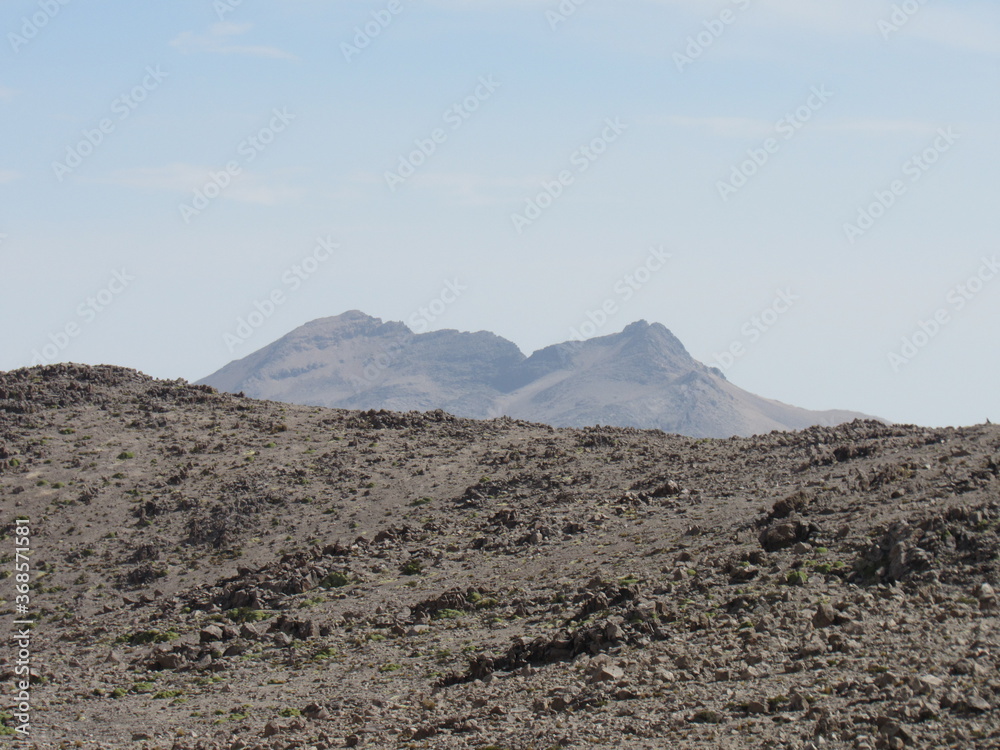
[
  {"x1": 821, "y1": 119, "x2": 941, "y2": 136},
  {"x1": 907, "y1": 6, "x2": 1000, "y2": 55},
  {"x1": 431, "y1": 0, "x2": 877, "y2": 30},
  {"x1": 214, "y1": 22, "x2": 252, "y2": 36},
  {"x1": 658, "y1": 114, "x2": 945, "y2": 139},
  {"x1": 350, "y1": 170, "x2": 538, "y2": 206},
  {"x1": 0, "y1": 86, "x2": 17, "y2": 100},
  {"x1": 0, "y1": 170, "x2": 21, "y2": 184},
  {"x1": 410, "y1": 172, "x2": 539, "y2": 205},
  {"x1": 96, "y1": 164, "x2": 205, "y2": 191},
  {"x1": 226, "y1": 183, "x2": 305, "y2": 206},
  {"x1": 749, "y1": 0, "x2": 878, "y2": 34},
  {"x1": 93, "y1": 164, "x2": 303, "y2": 206},
  {"x1": 664, "y1": 0, "x2": 1000, "y2": 51},
  {"x1": 170, "y1": 22, "x2": 297, "y2": 60},
  {"x1": 439, "y1": 0, "x2": 999, "y2": 53}
]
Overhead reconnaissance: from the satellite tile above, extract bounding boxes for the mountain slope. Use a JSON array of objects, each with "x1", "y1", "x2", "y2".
[{"x1": 199, "y1": 311, "x2": 873, "y2": 437}]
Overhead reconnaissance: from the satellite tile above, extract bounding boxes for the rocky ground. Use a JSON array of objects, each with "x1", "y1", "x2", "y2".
[{"x1": 0, "y1": 364, "x2": 998, "y2": 749}]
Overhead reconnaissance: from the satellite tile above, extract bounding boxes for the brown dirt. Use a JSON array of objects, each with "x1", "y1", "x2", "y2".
[{"x1": 1, "y1": 364, "x2": 998, "y2": 749}]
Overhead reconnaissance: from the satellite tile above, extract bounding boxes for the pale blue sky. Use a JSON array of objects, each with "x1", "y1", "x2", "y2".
[{"x1": 2, "y1": 0, "x2": 998, "y2": 427}]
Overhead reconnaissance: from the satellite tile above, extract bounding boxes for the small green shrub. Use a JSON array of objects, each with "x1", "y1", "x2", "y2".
[
  {"x1": 318, "y1": 571, "x2": 350, "y2": 589},
  {"x1": 121, "y1": 629, "x2": 178, "y2": 646},
  {"x1": 226, "y1": 608, "x2": 271, "y2": 624},
  {"x1": 153, "y1": 689, "x2": 183, "y2": 699},
  {"x1": 786, "y1": 570, "x2": 809, "y2": 586},
  {"x1": 400, "y1": 560, "x2": 423, "y2": 576}
]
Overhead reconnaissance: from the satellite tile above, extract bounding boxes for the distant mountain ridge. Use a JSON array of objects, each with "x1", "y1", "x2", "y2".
[{"x1": 198, "y1": 310, "x2": 875, "y2": 437}]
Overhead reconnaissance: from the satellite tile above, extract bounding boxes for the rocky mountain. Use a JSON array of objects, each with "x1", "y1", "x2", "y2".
[
  {"x1": 199, "y1": 311, "x2": 871, "y2": 438},
  {"x1": 0, "y1": 364, "x2": 997, "y2": 749}
]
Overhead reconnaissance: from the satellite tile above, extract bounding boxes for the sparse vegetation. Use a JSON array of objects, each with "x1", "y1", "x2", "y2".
[
  {"x1": 318, "y1": 571, "x2": 350, "y2": 588},
  {"x1": 400, "y1": 559, "x2": 423, "y2": 576}
]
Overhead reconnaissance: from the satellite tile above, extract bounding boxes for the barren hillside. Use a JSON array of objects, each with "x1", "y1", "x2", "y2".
[{"x1": 0, "y1": 364, "x2": 997, "y2": 749}]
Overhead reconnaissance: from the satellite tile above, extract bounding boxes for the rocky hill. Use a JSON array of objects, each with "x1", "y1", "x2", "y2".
[
  {"x1": 198, "y1": 311, "x2": 872, "y2": 438},
  {"x1": 1, "y1": 364, "x2": 998, "y2": 749}
]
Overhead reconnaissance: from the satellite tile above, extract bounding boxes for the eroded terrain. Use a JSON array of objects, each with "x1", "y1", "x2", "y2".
[{"x1": 0, "y1": 364, "x2": 998, "y2": 749}]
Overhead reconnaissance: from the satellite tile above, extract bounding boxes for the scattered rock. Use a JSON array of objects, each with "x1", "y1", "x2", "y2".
[
  {"x1": 760, "y1": 515, "x2": 816, "y2": 552},
  {"x1": 812, "y1": 602, "x2": 838, "y2": 628},
  {"x1": 199, "y1": 625, "x2": 224, "y2": 643},
  {"x1": 4, "y1": 366, "x2": 1000, "y2": 749},
  {"x1": 590, "y1": 664, "x2": 624, "y2": 683},
  {"x1": 912, "y1": 674, "x2": 945, "y2": 694}
]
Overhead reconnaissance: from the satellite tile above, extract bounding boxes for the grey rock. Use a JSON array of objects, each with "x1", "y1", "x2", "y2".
[
  {"x1": 154, "y1": 652, "x2": 185, "y2": 670},
  {"x1": 199, "y1": 625, "x2": 224, "y2": 643},
  {"x1": 760, "y1": 516, "x2": 815, "y2": 552},
  {"x1": 812, "y1": 602, "x2": 838, "y2": 628},
  {"x1": 789, "y1": 693, "x2": 810, "y2": 712},
  {"x1": 912, "y1": 674, "x2": 945, "y2": 694},
  {"x1": 590, "y1": 664, "x2": 624, "y2": 683}
]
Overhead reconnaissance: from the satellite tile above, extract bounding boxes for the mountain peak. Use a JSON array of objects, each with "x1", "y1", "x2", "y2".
[
  {"x1": 198, "y1": 312, "x2": 875, "y2": 438},
  {"x1": 303, "y1": 310, "x2": 382, "y2": 331},
  {"x1": 334, "y1": 309, "x2": 379, "y2": 323},
  {"x1": 293, "y1": 311, "x2": 409, "y2": 343},
  {"x1": 613, "y1": 319, "x2": 692, "y2": 363},
  {"x1": 622, "y1": 319, "x2": 650, "y2": 332}
]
